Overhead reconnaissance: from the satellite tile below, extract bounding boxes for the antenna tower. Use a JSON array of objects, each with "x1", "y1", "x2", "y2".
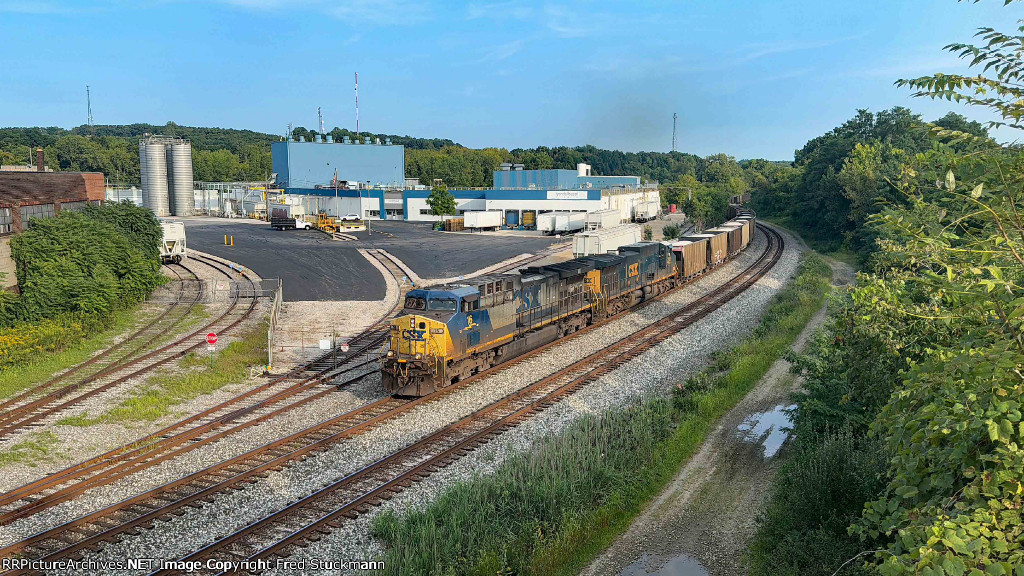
[
  {"x1": 354, "y1": 72, "x2": 360, "y2": 136},
  {"x1": 318, "y1": 107, "x2": 325, "y2": 136},
  {"x1": 672, "y1": 112, "x2": 677, "y2": 152},
  {"x1": 86, "y1": 85, "x2": 93, "y2": 126}
]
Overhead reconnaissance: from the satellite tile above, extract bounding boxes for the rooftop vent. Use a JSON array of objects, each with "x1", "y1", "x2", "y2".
[
  {"x1": 364, "y1": 137, "x2": 371, "y2": 144},
  {"x1": 343, "y1": 136, "x2": 351, "y2": 144},
  {"x1": 326, "y1": 135, "x2": 334, "y2": 143},
  {"x1": 298, "y1": 136, "x2": 306, "y2": 142},
  {"x1": 315, "y1": 134, "x2": 323, "y2": 143},
  {"x1": 513, "y1": 163, "x2": 525, "y2": 171},
  {"x1": 385, "y1": 138, "x2": 392, "y2": 145},
  {"x1": 499, "y1": 163, "x2": 512, "y2": 171}
]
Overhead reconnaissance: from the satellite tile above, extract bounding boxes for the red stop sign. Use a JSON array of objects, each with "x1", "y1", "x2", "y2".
[{"x1": 206, "y1": 332, "x2": 218, "y2": 345}]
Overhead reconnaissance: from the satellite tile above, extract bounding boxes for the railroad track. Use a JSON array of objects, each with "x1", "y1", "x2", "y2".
[
  {"x1": 0, "y1": 251, "x2": 412, "y2": 532},
  {"x1": 0, "y1": 255, "x2": 259, "y2": 443},
  {"x1": 0, "y1": 262, "x2": 202, "y2": 426},
  {"x1": 148, "y1": 225, "x2": 783, "y2": 576},
  {"x1": 0, "y1": 225, "x2": 782, "y2": 575}
]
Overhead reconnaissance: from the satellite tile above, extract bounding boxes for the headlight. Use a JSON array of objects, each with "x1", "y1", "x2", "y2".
[
  {"x1": 386, "y1": 350, "x2": 394, "y2": 357},
  {"x1": 415, "y1": 353, "x2": 423, "y2": 360}
]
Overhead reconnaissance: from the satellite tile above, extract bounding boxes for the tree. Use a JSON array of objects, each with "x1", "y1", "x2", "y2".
[{"x1": 425, "y1": 184, "x2": 456, "y2": 217}]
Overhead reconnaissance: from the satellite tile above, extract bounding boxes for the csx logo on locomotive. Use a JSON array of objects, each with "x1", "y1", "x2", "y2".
[
  {"x1": 627, "y1": 263, "x2": 640, "y2": 277},
  {"x1": 514, "y1": 285, "x2": 542, "y2": 313},
  {"x1": 401, "y1": 329, "x2": 426, "y2": 341}
]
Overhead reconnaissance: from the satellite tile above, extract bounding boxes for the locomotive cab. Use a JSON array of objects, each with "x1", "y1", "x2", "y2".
[{"x1": 381, "y1": 287, "x2": 473, "y2": 396}]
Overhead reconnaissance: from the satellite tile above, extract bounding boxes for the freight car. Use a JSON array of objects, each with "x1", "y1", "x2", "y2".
[{"x1": 381, "y1": 214, "x2": 756, "y2": 396}]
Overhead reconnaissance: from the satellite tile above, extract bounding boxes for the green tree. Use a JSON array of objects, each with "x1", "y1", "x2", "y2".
[{"x1": 426, "y1": 184, "x2": 456, "y2": 217}]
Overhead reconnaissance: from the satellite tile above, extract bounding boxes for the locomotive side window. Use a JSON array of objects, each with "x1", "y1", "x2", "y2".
[
  {"x1": 428, "y1": 298, "x2": 458, "y2": 311},
  {"x1": 404, "y1": 296, "x2": 426, "y2": 310}
]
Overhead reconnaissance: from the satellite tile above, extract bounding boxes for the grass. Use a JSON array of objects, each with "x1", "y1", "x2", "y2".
[
  {"x1": 371, "y1": 253, "x2": 834, "y2": 576},
  {"x1": 0, "y1": 308, "x2": 147, "y2": 400},
  {"x1": 57, "y1": 318, "x2": 268, "y2": 426},
  {"x1": 0, "y1": 431, "x2": 61, "y2": 467},
  {"x1": 0, "y1": 302, "x2": 211, "y2": 404}
]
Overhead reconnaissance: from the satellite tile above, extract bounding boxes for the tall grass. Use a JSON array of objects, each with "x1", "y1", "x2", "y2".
[{"x1": 372, "y1": 253, "x2": 834, "y2": 575}]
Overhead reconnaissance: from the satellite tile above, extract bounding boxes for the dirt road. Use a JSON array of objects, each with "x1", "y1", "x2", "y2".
[{"x1": 581, "y1": 259, "x2": 852, "y2": 576}]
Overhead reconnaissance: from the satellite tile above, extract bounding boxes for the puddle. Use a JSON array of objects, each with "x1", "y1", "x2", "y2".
[
  {"x1": 620, "y1": 553, "x2": 709, "y2": 576},
  {"x1": 735, "y1": 404, "x2": 796, "y2": 458}
]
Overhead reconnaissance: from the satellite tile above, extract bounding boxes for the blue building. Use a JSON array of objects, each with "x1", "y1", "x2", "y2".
[
  {"x1": 271, "y1": 138, "x2": 405, "y2": 189},
  {"x1": 493, "y1": 163, "x2": 640, "y2": 190}
]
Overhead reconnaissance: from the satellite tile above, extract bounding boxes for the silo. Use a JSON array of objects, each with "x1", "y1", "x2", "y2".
[
  {"x1": 167, "y1": 140, "x2": 194, "y2": 216},
  {"x1": 139, "y1": 137, "x2": 170, "y2": 217}
]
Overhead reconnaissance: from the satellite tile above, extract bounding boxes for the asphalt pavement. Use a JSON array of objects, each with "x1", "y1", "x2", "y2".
[{"x1": 184, "y1": 219, "x2": 557, "y2": 302}]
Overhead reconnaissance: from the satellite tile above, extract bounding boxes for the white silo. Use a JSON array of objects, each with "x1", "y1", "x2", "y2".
[
  {"x1": 166, "y1": 140, "x2": 194, "y2": 216},
  {"x1": 139, "y1": 137, "x2": 170, "y2": 217}
]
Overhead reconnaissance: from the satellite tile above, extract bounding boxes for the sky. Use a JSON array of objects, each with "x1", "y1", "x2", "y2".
[{"x1": 0, "y1": 0, "x2": 1020, "y2": 160}]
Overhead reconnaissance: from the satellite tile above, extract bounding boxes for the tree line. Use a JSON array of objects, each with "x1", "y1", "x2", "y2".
[{"x1": 1, "y1": 122, "x2": 767, "y2": 212}]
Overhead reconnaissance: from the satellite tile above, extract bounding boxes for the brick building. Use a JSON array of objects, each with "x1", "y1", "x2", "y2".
[{"x1": 0, "y1": 159, "x2": 105, "y2": 289}]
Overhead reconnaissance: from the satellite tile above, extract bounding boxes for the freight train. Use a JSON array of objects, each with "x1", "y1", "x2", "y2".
[{"x1": 380, "y1": 211, "x2": 756, "y2": 396}]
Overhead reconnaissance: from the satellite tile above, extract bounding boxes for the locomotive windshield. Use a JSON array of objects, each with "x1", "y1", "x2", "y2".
[
  {"x1": 428, "y1": 298, "x2": 458, "y2": 311},
  {"x1": 404, "y1": 296, "x2": 426, "y2": 310}
]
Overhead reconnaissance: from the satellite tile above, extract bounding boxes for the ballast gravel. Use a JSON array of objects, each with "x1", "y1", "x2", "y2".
[{"x1": 40, "y1": 228, "x2": 802, "y2": 576}]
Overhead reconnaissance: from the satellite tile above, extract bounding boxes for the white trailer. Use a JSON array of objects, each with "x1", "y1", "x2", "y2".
[
  {"x1": 536, "y1": 212, "x2": 560, "y2": 234},
  {"x1": 555, "y1": 212, "x2": 587, "y2": 234},
  {"x1": 270, "y1": 203, "x2": 313, "y2": 230},
  {"x1": 159, "y1": 221, "x2": 187, "y2": 264},
  {"x1": 464, "y1": 210, "x2": 503, "y2": 230},
  {"x1": 634, "y1": 200, "x2": 660, "y2": 223},
  {"x1": 585, "y1": 208, "x2": 622, "y2": 230},
  {"x1": 572, "y1": 224, "x2": 642, "y2": 257}
]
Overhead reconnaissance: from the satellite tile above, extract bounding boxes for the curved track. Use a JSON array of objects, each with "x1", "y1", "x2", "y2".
[
  {"x1": 0, "y1": 255, "x2": 257, "y2": 441},
  {"x1": 0, "y1": 225, "x2": 783, "y2": 575}
]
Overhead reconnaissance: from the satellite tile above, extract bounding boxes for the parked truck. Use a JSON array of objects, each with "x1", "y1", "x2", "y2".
[
  {"x1": 270, "y1": 202, "x2": 314, "y2": 230},
  {"x1": 572, "y1": 224, "x2": 641, "y2": 257},
  {"x1": 634, "y1": 200, "x2": 660, "y2": 223},
  {"x1": 584, "y1": 208, "x2": 622, "y2": 230},
  {"x1": 159, "y1": 221, "x2": 187, "y2": 264},
  {"x1": 464, "y1": 210, "x2": 503, "y2": 230},
  {"x1": 554, "y1": 212, "x2": 587, "y2": 234}
]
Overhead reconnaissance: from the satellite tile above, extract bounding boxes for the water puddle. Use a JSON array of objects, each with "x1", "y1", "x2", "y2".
[
  {"x1": 735, "y1": 404, "x2": 796, "y2": 458},
  {"x1": 620, "y1": 553, "x2": 709, "y2": 576}
]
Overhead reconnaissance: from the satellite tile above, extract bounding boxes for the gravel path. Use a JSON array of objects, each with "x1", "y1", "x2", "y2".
[{"x1": 34, "y1": 227, "x2": 804, "y2": 576}]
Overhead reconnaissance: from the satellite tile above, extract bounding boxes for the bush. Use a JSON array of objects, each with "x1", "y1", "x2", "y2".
[
  {"x1": 642, "y1": 224, "x2": 653, "y2": 241},
  {"x1": 662, "y1": 223, "x2": 682, "y2": 240},
  {"x1": 746, "y1": 428, "x2": 886, "y2": 576},
  {"x1": 0, "y1": 202, "x2": 163, "y2": 368}
]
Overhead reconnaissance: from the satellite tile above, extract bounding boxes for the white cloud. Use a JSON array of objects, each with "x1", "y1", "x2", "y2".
[
  {"x1": 479, "y1": 39, "x2": 524, "y2": 62},
  {"x1": 466, "y1": 1, "x2": 532, "y2": 20}
]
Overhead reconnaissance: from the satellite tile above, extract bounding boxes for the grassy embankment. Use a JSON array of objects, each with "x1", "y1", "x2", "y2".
[
  {"x1": 372, "y1": 252, "x2": 834, "y2": 576},
  {"x1": 58, "y1": 318, "x2": 267, "y2": 426}
]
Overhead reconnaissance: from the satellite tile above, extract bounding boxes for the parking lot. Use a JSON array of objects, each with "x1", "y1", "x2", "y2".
[{"x1": 185, "y1": 219, "x2": 558, "y2": 301}]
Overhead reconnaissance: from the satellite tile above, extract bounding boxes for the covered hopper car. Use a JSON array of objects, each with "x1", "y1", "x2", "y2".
[{"x1": 381, "y1": 214, "x2": 756, "y2": 396}]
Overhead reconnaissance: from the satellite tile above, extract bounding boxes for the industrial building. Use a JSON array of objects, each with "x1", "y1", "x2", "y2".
[
  {"x1": 0, "y1": 154, "x2": 105, "y2": 288},
  {"x1": 493, "y1": 163, "x2": 640, "y2": 190},
  {"x1": 271, "y1": 137, "x2": 404, "y2": 189}
]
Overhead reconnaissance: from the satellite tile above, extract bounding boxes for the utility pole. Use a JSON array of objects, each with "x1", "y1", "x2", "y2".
[
  {"x1": 86, "y1": 85, "x2": 93, "y2": 126},
  {"x1": 672, "y1": 112, "x2": 677, "y2": 153},
  {"x1": 354, "y1": 72, "x2": 359, "y2": 137}
]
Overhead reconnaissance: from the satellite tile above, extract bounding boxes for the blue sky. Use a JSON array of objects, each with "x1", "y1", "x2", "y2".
[{"x1": 0, "y1": 0, "x2": 1019, "y2": 159}]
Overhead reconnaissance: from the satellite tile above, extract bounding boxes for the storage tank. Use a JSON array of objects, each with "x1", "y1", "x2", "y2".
[
  {"x1": 573, "y1": 224, "x2": 641, "y2": 257},
  {"x1": 167, "y1": 140, "x2": 194, "y2": 217},
  {"x1": 140, "y1": 138, "x2": 170, "y2": 217}
]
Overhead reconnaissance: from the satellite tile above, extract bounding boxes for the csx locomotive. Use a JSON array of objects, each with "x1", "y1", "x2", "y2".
[{"x1": 381, "y1": 213, "x2": 755, "y2": 396}]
